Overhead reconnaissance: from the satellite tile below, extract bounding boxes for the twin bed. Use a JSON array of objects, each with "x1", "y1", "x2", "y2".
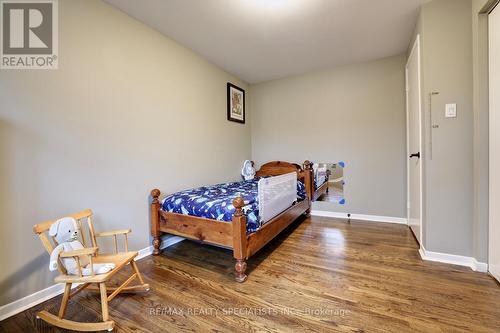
[{"x1": 150, "y1": 161, "x2": 313, "y2": 282}]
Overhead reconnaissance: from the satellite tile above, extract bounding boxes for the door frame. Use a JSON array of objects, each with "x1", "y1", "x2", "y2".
[
  {"x1": 405, "y1": 34, "x2": 423, "y2": 245},
  {"x1": 488, "y1": 0, "x2": 500, "y2": 281}
]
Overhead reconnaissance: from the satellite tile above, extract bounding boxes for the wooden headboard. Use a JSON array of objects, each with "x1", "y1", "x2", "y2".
[
  {"x1": 255, "y1": 161, "x2": 302, "y2": 177},
  {"x1": 255, "y1": 161, "x2": 313, "y2": 200}
]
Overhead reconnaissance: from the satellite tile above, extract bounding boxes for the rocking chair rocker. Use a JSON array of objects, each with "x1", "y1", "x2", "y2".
[{"x1": 33, "y1": 209, "x2": 150, "y2": 331}]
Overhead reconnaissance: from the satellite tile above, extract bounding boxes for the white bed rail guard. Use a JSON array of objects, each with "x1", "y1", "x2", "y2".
[{"x1": 258, "y1": 172, "x2": 297, "y2": 224}]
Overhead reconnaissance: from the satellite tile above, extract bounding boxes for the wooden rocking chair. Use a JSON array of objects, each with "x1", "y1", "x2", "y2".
[{"x1": 33, "y1": 209, "x2": 150, "y2": 331}]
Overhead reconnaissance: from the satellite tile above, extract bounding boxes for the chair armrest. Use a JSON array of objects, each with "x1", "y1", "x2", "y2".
[
  {"x1": 94, "y1": 229, "x2": 131, "y2": 237},
  {"x1": 60, "y1": 247, "x2": 98, "y2": 258},
  {"x1": 60, "y1": 247, "x2": 98, "y2": 277}
]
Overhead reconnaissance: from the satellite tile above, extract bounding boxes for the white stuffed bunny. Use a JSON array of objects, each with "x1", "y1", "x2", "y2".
[
  {"x1": 49, "y1": 217, "x2": 115, "y2": 276},
  {"x1": 241, "y1": 160, "x2": 256, "y2": 180}
]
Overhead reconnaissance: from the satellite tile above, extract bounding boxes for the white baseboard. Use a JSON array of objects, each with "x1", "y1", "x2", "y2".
[
  {"x1": 311, "y1": 210, "x2": 408, "y2": 225},
  {"x1": 0, "y1": 235, "x2": 184, "y2": 321},
  {"x1": 472, "y1": 260, "x2": 489, "y2": 273},
  {"x1": 136, "y1": 235, "x2": 184, "y2": 260},
  {"x1": 419, "y1": 246, "x2": 488, "y2": 272},
  {"x1": 0, "y1": 282, "x2": 67, "y2": 322}
]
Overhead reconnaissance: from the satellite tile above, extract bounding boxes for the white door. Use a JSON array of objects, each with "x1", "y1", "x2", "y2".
[
  {"x1": 489, "y1": 5, "x2": 500, "y2": 282},
  {"x1": 406, "y1": 36, "x2": 422, "y2": 244}
]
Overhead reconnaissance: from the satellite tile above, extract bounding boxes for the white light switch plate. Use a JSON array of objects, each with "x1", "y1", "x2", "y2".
[{"x1": 445, "y1": 103, "x2": 457, "y2": 118}]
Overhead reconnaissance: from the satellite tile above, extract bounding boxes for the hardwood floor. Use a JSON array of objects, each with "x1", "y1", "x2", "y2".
[
  {"x1": 317, "y1": 183, "x2": 344, "y2": 203},
  {"x1": 1, "y1": 216, "x2": 499, "y2": 332}
]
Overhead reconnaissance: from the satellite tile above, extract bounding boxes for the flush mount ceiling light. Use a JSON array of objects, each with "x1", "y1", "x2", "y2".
[
  {"x1": 239, "y1": 0, "x2": 313, "y2": 15},
  {"x1": 249, "y1": 0, "x2": 297, "y2": 10}
]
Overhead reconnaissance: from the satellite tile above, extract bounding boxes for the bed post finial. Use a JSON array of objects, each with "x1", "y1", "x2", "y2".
[
  {"x1": 150, "y1": 189, "x2": 162, "y2": 255},
  {"x1": 232, "y1": 196, "x2": 247, "y2": 282},
  {"x1": 303, "y1": 160, "x2": 311, "y2": 170},
  {"x1": 151, "y1": 189, "x2": 161, "y2": 200},
  {"x1": 233, "y1": 196, "x2": 245, "y2": 215}
]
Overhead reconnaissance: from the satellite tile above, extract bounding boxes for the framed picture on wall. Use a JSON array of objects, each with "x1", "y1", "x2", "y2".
[{"x1": 227, "y1": 83, "x2": 245, "y2": 123}]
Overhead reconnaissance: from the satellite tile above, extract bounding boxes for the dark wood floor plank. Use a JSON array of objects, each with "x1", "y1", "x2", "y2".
[{"x1": 1, "y1": 216, "x2": 499, "y2": 332}]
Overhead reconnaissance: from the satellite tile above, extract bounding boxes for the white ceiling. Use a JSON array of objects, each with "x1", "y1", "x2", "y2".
[{"x1": 105, "y1": 0, "x2": 427, "y2": 84}]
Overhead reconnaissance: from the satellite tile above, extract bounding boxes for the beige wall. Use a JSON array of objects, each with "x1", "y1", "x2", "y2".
[
  {"x1": 250, "y1": 55, "x2": 407, "y2": 218},
  {"x1": 0, "y1": 0, "x2": 250, "y2": 305},
  {"x1": 409, "y1": 0, "x2": 489, "y2": 259}
]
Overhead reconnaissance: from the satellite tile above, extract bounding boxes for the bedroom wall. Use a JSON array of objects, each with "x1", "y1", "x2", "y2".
[
  {"x1": 409, "y1": 0, "x2": 480, "y2": 258},
  {"x1": 0, "y1": 0, "x2": 250, "y2": 305},
  {"x1": 250, "y1": 55, "x2": 407, "y2": 218}
]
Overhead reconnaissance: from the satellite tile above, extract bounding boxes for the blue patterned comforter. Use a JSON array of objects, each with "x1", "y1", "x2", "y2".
[{"x1": 161, "y1": 177, "x2": 306, "y2": 234}]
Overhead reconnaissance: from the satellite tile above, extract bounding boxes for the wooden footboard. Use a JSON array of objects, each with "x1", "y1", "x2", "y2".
[
  {"x1": 159, "y1": 210, "x2": 233, "y2": 248},
  {"x1": 149, "y1": 160, "x2": 313, "y2": 282},
  {"x1": 150, "y1": 189, "x2": 235, "y2": 252}
]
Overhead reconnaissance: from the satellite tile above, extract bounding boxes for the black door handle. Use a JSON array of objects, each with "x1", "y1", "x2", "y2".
[{"x1": 409, "y1": 152, "x2": 420, "y2": 159}]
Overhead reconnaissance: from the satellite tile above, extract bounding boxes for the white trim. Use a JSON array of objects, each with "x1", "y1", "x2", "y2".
[
  {"x1": 0, "y1": 282, "x2": 68, "y2": 322},
  {"x1": 135, "y1": 235, "x2": 184, "y2": 260},
  {"x1": 473, "y1": 260, "x2": 489, "y2": 273},
  {"x1": 419, "y1": 246, "x2": 488, "y2": 272},
  {"x1": 0, "y1": 235, "x2": 184, "y2": 321},
  {"x1": 489, "y1": 5, "x2": 500, "y2": 285},
  {"x1": 406, "y1": 34, "x2": 424, "y2": 245},
  {"x1": 311, "y1": 210, "x2": 408, "y2": 225}
]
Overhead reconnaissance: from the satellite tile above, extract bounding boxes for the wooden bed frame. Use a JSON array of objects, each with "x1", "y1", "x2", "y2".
[
  {"x1": 311, "y1": 176, "x2": 329, "y2": 201},
  {"x1": 150, "y1": 160, "x2": 313, "y2": 282},
  {"x1": 308, "y1": 162, "x2": 330, "y2": 201}
]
